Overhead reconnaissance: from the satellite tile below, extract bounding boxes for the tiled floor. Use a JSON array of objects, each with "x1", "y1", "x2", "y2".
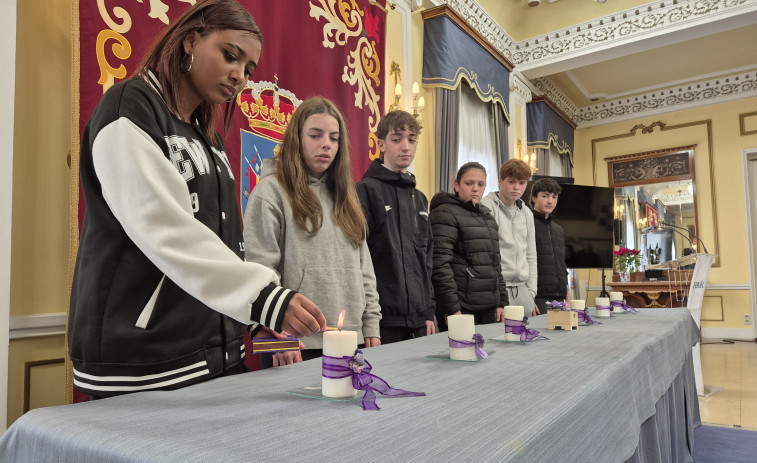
[{"x1": 698, "y1": 339, "x2": 757, "y2": 430}]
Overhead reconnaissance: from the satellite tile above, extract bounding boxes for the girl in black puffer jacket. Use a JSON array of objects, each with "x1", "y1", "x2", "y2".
[{"x1": 430, "y1": 162, "x2": 509, "y2": 330}]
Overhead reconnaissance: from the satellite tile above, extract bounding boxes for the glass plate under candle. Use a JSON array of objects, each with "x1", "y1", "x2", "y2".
[
  {"x1": 425, "y1": 349, "x2": 495, "y2": 360},
  {"x1": 488, "y1": 335, "x2": 537, "y2": 343},
  {"x1": 287, "y1": 385, "x2": 360, "y2": 402}
]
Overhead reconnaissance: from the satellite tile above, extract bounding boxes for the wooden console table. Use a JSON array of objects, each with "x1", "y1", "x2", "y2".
[{"x1": 609, "y1": 279, "x2": 691, "y2": 308}]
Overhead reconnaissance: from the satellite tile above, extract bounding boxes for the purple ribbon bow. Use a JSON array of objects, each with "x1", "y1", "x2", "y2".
[
  {"x1": 546, "y1": 300, "x2": 567, "y2": 310},
  {"x1": 448, "y1": 333, "x2": 488, "y2": 359},
  {"x1": 595, "y1": 304, "x2": 614, "y2": 317},
  {"x1": 321, "y1": 350, "x2": 425, "y2": 410},
  {"x1": 611, "y1": 300, "x2": 638, "y2": 314},
  {"x1": 577, "y1": 309, "x2": 602, "y2": 325},
  {"x1": 504, "y1": 316, "x2": 549, "y2": 341}
]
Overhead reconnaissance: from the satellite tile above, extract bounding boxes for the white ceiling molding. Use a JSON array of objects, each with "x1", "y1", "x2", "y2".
[
  {"x1": 567, "y1": 64, "x2": 757, "y2": 102},
  {"x1": 421, "y1": 0, "x2": 757, "y2": 126},
  {"x1": 514, "y1": 0, "x2": 757, "y2": 78},
  {"x1": 574, "y1": 68, "x2": 757, "y2": 128},
  {"x1": 510, "y1": 71, "x2": 534, "y2": 104}
]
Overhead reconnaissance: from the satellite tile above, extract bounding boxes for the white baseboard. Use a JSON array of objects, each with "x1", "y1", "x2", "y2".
[{"x1": 701, "y1": 327, "x2": 755, "y2": 341}]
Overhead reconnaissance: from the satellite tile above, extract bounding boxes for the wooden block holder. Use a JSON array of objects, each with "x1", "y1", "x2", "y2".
[{"x1": 547, "y1": 310, "x2": 578, "y2": 331}]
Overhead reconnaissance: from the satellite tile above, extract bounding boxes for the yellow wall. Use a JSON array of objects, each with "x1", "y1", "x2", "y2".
[
  {"x1": 12, "y1": 0, "x2": 72, "y2": 316},
  {"x1": 574, "y1": 97, "x2": 757, "y2": 329},
  {"x1": 8, "y1": 0, "x2": 72, "y2": 427}
]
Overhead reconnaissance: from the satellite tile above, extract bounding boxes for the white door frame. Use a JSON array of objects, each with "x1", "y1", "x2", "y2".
[
  {"x1": 0, "y1": 0, "x2": 18, "y2": 433},
  {"x1": 742, "y1": 148, "x2": 757, "y2": 341}
]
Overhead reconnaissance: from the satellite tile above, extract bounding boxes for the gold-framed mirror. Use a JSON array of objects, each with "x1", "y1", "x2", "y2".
[{"x1": 607, "y1": 145, "x2": 700, "y2": 268}]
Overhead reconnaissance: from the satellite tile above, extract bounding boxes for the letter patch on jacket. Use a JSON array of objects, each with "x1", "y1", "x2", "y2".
[{"x1": 166, "y1": 135, "x2": 210, "y2": 181}]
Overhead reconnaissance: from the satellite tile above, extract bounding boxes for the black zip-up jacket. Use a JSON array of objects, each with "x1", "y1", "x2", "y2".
[
  {"x1": 356, "y1": 159, "x2": 435, "y2": 328},
  {"x1": 69, "y1": 73, "x2": 293, "y2": 397},
  {"x1": 533, "y1": 210, "x2": 568, "y2": 299},
  {"x1": 429, "y1": 192, "x2": 508, "y2": 316}
]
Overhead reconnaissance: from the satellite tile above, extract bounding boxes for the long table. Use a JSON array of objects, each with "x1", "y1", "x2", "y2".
[{"x1": 0, "y1": 309, "x2": 700, "y2": 462}]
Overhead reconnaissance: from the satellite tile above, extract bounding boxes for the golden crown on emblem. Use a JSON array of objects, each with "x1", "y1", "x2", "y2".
[{"x1": 237, "y1": 76, "x2": 302, "y2": 140}]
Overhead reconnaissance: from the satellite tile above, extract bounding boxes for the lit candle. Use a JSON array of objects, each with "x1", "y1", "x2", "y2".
[
  {"x1": 595, "y1": 297, "x2": 611, "y2": 318},
  {"x1": 504, "y1": 306, "x2": 524, "y2": 341},
  {"x1": 412, "y1": 81, "x2": 420, "y2": 97},
  {"x1": 322, "y1": 311, "x2": 357, "y2": 398},
  {"x1": 570, "y1": 300, "x2": 585, "y2": 311},
  {"x1": 447, "y1": 314, "x2": 476, "y2": 361},
  {"x1": 417, "y1": 96, "x2": 425, "y2": 111},
  {"x1": 610, "y1": 292, "x2": 624, "y2": 313}
]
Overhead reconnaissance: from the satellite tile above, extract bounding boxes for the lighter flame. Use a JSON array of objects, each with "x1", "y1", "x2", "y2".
[{"x1": 337, "y1": 310, "x2": 345, "y2": 330}]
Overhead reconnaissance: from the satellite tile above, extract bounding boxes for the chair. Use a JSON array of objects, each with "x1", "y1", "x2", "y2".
[{"x1": 683, "y1": 253, "x2": 717, "y2": 396}]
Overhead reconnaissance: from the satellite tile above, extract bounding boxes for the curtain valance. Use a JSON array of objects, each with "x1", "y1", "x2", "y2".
[
  {"x1": 527, "y1": 97, "x2": 576, "y2": 165},
  {"x1": 422, "y1": 9, "x2": 511, "y2": 121}
]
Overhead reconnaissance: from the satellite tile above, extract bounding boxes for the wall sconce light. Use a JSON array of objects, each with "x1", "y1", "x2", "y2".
[
  {"x1": 518, "y1": 150, "x2": 538, "y2": 174},
  {"x1": 411, "y1": 82, "x2": 425, "y2": 119},
  {"x1": 388, "y1": 61, "x2": 424, "y2": 118}
]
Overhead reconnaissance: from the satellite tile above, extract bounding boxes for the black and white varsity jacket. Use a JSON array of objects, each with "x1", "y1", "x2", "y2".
[{"x1": 69, "y1": 71, "x2": 294, "y2": 397}]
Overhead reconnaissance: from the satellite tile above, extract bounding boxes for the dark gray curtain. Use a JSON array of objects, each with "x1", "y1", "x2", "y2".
[
  {"x1": 492, "y1": 104, "x2": 509, "y2": 167},
  {"x1": 562, "y1": 151, "x2": 573, "y2": 177},
  {"x1": 434, "y1": 87, "x2": 459, "y2": 193}
]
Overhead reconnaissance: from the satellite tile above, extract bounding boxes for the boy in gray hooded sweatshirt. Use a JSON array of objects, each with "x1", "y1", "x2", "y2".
[{"x1": 480, "y1": 159, "x2": 538, "y2": 316}]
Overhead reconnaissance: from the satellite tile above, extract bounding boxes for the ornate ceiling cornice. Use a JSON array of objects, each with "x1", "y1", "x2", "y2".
[
  {"x1": 509, "y1": 72, "x2": 532, "y2": 103},
  {"x1": 512, "y1": 0, "x2": 757, "y2": 67},
  {"x1": 574, "y1": 69, "x2": 757, "y2": 127}
]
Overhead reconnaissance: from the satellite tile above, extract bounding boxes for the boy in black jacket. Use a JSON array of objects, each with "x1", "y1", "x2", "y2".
[
  {"x1": 356, "y1": 111, "x2": 436, "y2": 343},
  {"x1": 531, "y1": 177, "x2": 571, "y2": 314}
]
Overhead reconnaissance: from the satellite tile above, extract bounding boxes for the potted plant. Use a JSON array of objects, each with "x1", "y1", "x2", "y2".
[{"x1": 613, "y1": 247, "x2": 641, "y2": 282}]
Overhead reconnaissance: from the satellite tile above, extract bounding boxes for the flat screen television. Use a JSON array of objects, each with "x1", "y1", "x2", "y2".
[{"x1": 524, "y1": 181, "x2": 615, "y2": 269}]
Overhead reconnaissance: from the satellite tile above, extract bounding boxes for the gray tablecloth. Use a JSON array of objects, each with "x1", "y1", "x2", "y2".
[{"x1": 0, "y1": 309, "x2": 700, "y2": 463}]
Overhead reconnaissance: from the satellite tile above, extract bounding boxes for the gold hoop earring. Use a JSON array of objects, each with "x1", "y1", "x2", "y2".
[{"x1": 186, "y1": 53, "x2": 194, "y2": 72}]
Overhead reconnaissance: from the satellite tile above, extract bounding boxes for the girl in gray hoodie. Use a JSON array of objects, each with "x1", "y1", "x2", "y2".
[{"x1": 243, "y1": 97, "x2": 382, "y2": 367}]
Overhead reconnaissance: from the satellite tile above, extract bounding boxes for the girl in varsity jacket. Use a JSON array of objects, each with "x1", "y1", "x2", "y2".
[{"x1": 69, "y1": 0, "x2": 325, "y2": 398}]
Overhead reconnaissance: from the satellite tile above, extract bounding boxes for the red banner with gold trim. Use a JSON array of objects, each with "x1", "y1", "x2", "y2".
[{"x1": 78, "y1": 0, "x2": 386, "y2": 219}]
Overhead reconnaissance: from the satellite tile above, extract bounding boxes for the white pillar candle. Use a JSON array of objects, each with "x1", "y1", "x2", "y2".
[
  {"x1": 610, "y1": 291, "x2": 624, "y2": 312},
  {"x1": 504, "y1": 306, "x2": 525, "y2": 341},
  {"x1": 447, "y1": 314, "x2": 477, "y2": 361},
  {"x1": 570, "y1": 300, "x2": 585, "y2": 311},
  {"x1": 322, "y1": 330, "x2": 358, "y2": 398},
  {"x1": 595, "y1": 297, "x2": 611, "y2": 318}
]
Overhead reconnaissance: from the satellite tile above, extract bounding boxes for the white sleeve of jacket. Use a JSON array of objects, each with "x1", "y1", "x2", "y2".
[
  {"x1": 526, "y1": 210, "x2": 538, "y2": 298},
  {"x1": 359, "y1": 240, "x2": 382, "y2": 339},
  {"x1": 92, "y1": 118, "x2": 291, "y2": 330}
]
